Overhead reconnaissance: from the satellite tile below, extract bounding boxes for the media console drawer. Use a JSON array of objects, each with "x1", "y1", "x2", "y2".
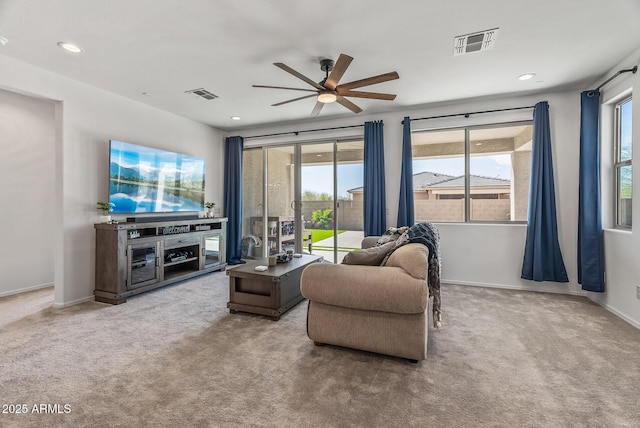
[{"x1": 164, "y1": 236, "x2": 201, "y2": 250}]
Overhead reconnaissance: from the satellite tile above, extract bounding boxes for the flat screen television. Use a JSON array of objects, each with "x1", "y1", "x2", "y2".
[{"x1": 108, "y1": 140, "x2": 205, "y2": 214}]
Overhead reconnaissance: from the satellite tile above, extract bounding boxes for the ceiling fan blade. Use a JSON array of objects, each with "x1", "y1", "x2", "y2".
[
  {"x1": 336, "y1": 96, "x2": 362, "y2": 114},
  {"x1": 311, "y1": 101, "x2": 325, "y2": 116},
  {"x1": 274, "y1": 62, "x2": 325, "y2": 90},
  {"x1": 324, "y1": 54, "x2": 353, "y2": 90},
  {"x1": 337, "y1": 90, "x2": 397, "y2": 100},
  {"x1": 272, "y1": 94, "x2": 317, "y2": 106},
  {"x1": 337, "y1": 71, "x2": 399, "y2": 91},
  {"x1": 253, "y1": 84, "x2": 317, "y2": 93}
]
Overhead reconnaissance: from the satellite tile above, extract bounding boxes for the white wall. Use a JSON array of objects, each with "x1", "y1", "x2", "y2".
[
  {"x1": 0, "y1": 55, "x2": 224, "y2": 306},
  {"x1": 590, "y1": 49, "x2": 640, "y2": 328},
  {"x1": 232, "y1": 88, "x2": 636, "y2": 316},
  {"x1": 2, "y1": 48, "x2": 637, "y2": 328},
  {"x1": 0, "y1": 89, "x2": 56, "y2": 296}
]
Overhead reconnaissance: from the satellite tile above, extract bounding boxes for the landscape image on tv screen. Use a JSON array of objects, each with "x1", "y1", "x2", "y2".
[{"x1": 109, "y1": 140, "x2": 205, "y2": 214}]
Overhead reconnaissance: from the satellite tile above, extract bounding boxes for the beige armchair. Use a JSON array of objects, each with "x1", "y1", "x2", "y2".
[{"x1": 300, "y1": 238, "x2": 430, "y2": 361}]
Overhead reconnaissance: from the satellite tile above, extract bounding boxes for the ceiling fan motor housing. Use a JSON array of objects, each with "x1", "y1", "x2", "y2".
[{"x1": 320, "y1": 58, "x2": 334, "y2": 73}]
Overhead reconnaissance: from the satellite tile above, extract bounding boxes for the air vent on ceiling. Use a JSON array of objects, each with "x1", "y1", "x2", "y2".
[
  {"x1": 454, "y1": 28, "x2": 499, "y2": 56},
  {"x1": 185, "y1": 88, "x2": 219, "y2": 100}
]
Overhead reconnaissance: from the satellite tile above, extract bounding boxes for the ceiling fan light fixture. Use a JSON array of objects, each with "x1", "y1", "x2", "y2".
[{"x1": 317, "y1": 90, "x2": 337, "y2": 104}]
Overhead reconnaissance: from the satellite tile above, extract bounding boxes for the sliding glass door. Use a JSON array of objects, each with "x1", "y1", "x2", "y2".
[
  {"x1": 265, "y1": 145, "x2": 299, "y2": 256},
  {"x1": 242, "y1": 139, "x2": 364, "y2": 263},
  {"x1": 241, "y1": 148, "x2": 264, "y2": 259},
  {"x1": 301, "y1": 142, "x2": 337, "y2": 262},
  {"x1": 335, "y1": 140, "x2": 365, "y2": 262}
]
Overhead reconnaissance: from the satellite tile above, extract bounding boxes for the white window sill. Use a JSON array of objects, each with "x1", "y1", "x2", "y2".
[{"x1": 603, "y1": 227, "x2": 632, "y2": 235}]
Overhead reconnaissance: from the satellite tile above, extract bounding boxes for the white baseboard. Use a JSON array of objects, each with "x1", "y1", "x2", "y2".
[
  {"x1": 1, "y1": 284, "x2": 94, "y2": 309},
  {"x1": 0, "y1": 282, "x2": 54, "y2": 298},
  {"x1": 442, "y1": 279, "x2": 588, "y2": 297},
  {"x1": 587, "y1": 299, "x2": 640, "y2": 330},
  {"x1": 445, "y1": 279, "x2": 640, "y2": 330},
  {"x1": 52, "y1": 294, "x2": 95, "y2": 309}
]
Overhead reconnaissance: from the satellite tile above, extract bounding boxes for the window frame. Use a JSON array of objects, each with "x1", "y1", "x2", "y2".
[
  {"x1": 614, "y1": 96, "x2": 632, "y2": 229},
  {"x1": 411, "y1": 119, "x2": 533, "y2": 224}
]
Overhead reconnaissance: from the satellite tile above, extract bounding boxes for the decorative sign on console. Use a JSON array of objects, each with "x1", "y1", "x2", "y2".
[{"x1": 160, "y1": 225, "x2": 191, "y2": 235}]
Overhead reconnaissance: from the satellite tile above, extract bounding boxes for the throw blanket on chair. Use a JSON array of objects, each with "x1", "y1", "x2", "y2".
[{"x1": 393, "y1": 222, "x2": 442, "y2": 328}]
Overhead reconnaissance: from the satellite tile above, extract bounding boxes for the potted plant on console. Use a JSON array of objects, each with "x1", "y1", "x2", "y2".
[
  {"x1": 205, "y1": 202, "x2": 216, "y2": 218},
  {"x1": 97, "y1": 201, "x2": 115, "y2": 223}
]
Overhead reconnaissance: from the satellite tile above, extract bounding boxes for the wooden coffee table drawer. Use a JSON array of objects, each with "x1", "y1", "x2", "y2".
[{"x1": 226, "y1": 254, "x2": 323, "y2": 320}]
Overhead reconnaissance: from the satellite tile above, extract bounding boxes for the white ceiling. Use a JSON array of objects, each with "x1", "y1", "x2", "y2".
[{"x1": 1, "y1": 0, "x2": 639, "y2": 130}]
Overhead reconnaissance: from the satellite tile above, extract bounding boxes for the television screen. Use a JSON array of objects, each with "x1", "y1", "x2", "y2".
[{"x1": 108, "y1": 140, "x2": 205, "y2": 214}]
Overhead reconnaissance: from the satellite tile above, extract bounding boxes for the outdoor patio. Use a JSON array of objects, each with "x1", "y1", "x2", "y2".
[{"x1": 310, "y1": 230, "x2": 364, "y2": 263}]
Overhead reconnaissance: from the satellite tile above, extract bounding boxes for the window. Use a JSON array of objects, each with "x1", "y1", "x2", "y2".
[
  {"x1": 615, "y1": 97, "x2": 632, "y2": 228},
  {"x1": 411, "y1": 122, "x2": 532, "y2": 223}
]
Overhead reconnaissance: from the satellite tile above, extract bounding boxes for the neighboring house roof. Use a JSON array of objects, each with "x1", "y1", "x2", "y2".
[
  {"x1": 413, "y1": 171, "x2": 455, "y2": 189},
  {"x1": 427, "y1": 175, "x2": 510, "y2": 188},
  {"x1": 347, "y1": 171, "x2": 508, "y2": 193}
]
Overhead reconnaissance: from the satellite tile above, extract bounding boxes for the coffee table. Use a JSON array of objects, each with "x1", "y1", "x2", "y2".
[{"x1": 226, "y1": 254, "x2": 323, "y2": 320}]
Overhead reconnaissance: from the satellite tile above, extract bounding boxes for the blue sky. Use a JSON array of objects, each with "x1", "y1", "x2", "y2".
[
  {"x1": 414, "y1": 154, "x2": 512, "y2": 179},
  {"x1": 620, "y1": 99, "x2": 632, "y2": 159},
  {"x1": 302, "y1": 164, "x2": 364, "y2": 197},
  {"x1": 302, "y1": 154, "x2": 512, "y2": 197}
]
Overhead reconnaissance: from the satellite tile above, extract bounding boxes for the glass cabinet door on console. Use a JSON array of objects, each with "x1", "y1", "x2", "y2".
[
  {"x1": 127, "y1": 242, "x2": 160, "y2": 290},
  {"x1": 202, "y1": 233, "x2": 225, "y2": 269}
]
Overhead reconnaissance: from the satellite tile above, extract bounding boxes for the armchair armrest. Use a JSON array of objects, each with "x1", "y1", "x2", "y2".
[{"x1": 300, "y1": 264, "x2": 428, "y2": 314}]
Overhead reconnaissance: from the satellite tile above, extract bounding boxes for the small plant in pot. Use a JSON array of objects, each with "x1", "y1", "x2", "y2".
[
  {"x1": 97, "y1": 201, "x2": 115, "y2": 223},
  {"x1": 205, "y1": 202, "x2": 216, "y2": 218}
]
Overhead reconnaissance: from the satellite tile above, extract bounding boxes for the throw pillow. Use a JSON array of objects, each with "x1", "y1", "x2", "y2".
[
  {"x1": 376, "y1": 226, "x2": 408, "y2": 246},
  {"x1": 341, "y1": 241, "x2": 396, "y2": 265}
]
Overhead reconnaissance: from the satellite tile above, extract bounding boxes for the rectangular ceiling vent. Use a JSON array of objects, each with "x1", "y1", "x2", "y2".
[
  {"x1": 185, "y1": 88, "x2": 219, "y2": 100},
  {"x1": 454, "y1": 28, "x2": 499, "y2": 56}
]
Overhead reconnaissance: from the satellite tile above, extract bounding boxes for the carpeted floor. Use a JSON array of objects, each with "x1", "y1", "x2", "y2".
[{"x1": 1, "y1": 273, "x2": 639, "y2": 428}]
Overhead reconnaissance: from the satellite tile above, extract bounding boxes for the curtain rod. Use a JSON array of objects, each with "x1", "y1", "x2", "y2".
[
  {"x1": 587, "y1": 65, "x2": 638, "y2": 97},
  {"x1": 243, "y1": 123, "x2": 364, "y2": 139},
  {"x1": 401, "y1": 105, "x2": 536, "y2": 124}
]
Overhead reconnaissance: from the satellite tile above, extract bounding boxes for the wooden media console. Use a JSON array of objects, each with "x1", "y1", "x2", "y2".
[{"x1": 94, "y1": 218, "x2": 227, "y2": 304}]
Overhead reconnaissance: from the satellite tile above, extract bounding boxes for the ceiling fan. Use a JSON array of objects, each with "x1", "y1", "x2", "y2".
[{"x1": 253, "y1": 54, "x2": 399, "y2": 116}]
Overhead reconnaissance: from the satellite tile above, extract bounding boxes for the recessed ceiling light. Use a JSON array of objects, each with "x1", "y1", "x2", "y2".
[
  {"x1": 518, "y1": 73, "x2": 536, "y2": 81},
  {"x1": 0, "y1": 37, "x2": 8, "y2": 46},
  {"x1": 57, "y1": 41, "x2": 84, "y2": 54},
  {"x1": 230, "y1": 116, "x2": 241, "y2": 121}
]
